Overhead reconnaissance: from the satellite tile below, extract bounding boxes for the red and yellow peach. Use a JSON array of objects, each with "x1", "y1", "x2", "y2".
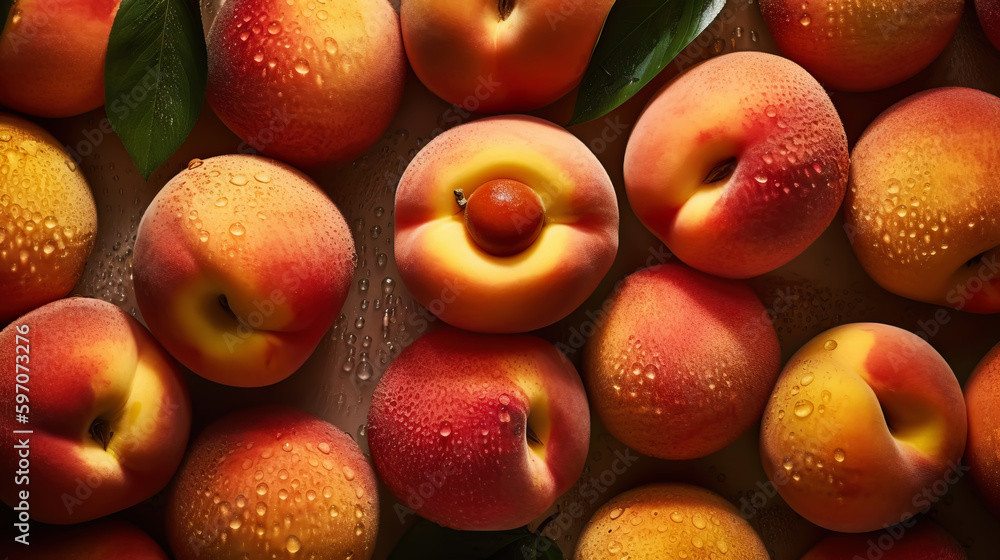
[
  {"x1": 166, "y1": 406, "x2": 379, "y2": 560},
  {"x1": 0, "y1": 298, "x2": 191, "y2": 524},
  {"x1": 760, "y1": 323, "x2": 967, "y2": 533},
  {"x1": 845, "y1": 87, "x2": 1000, "y2": 312},
  {"x1": 367, "y1": 327, "x2": 590, "y2": 531},
  {"x1": 1, "y1": 113, "x2": 97, "y2": 324},
  {"x1": 584, "y1": 264, "x2": 781, "y2": 460},
  {"x1": 801, "y1": 521, "x2": 966, "y2": 560},
  {"x1": 394, "y1": 114, "x2": 618, "y2": 333},
  {"x1": 0, "y1": 0, "x2": 120, "y2": 117},
  {"x1": 400, "y1": 0, "x2": 615, "y2": 113},
  {"x1": 132, "y1": 155, "x2": 354, "y2": 387},
  {"x1": 574, "y1": 483, "x2": 770, "y2": 559},
  {"x1": 965, "y1": 339, "x2": 1000, "y2": 517},
  {"x1": 760, "y1": 0, "x2": 963, "y2": 91},
  {"x1": 207, "y1": 0, "x2": 406, "y2": 167},
  {"x1": 624, "y1": 51, "x2": 849, "y2": 278}
]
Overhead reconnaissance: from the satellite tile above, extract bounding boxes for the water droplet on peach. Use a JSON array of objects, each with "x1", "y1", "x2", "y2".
[
  {"x1": 824, "y1": 340, "x2": 837, "y2": 351},
  {"x1": 794, "y1": 400, "x2": 814, "y2": 418},
  {"x1": 834, "y1": 448, "x2": 846, "y2": 462},
  {"x1": 285, "y1": 535, "x2": 301, "y2": 553}
]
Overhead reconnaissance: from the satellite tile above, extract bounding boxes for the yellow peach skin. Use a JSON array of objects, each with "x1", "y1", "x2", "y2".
[
  {"x1": 207, "y1": 0, "x2": 406, "y2": 167},
  {"x1": 132, "y1": 155, "x2": 354, "y2": 387},
  {"x1": 584, "y1": 264, "x2": 782, "y2": 460},
  {"x1": 846, "y1": 87, "x2": 1000, "y2": 313},
  {"x1": 400, "y1": 0, "x2": 615, "y2": 113},
  {"x1": 166, "y1": 406, "x2": 379, "y2": 560},
  {"x1": 760, "y1": 323, "x2": 967, "y2": 533},
  {"x1": 574, "y1": 483, "x2": 769, "y2": 560},
  {"x1": 760, "y1": 0, "x2": 963, "y2": 92},
  {"x1": 0, "y1": 298, "x2": 191, "y2": 524},
  {"x1": 965, "y1": 340, "x2": 1000, "y2": 517},
  {"x1": 394, "y1": 115, "x2": 618, "y2": 333},
  {"x1": 624, "y1": 51, "x2": 849, "y2": 279},
  {"x1": 1, "y1": 113, "x2": 97, "y2": 324},
  {"x1": 0, "y1": 0, "x2": 120, "y2": 117}
]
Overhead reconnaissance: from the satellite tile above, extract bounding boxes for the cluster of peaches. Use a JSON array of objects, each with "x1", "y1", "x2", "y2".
[{"x1": 3, "y1": 0, "x2": 1000, "y2": 558}]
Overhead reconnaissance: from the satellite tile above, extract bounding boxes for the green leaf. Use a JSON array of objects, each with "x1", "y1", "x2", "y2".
[
  {"x1": 568, "y1": 0, "x2": 727, "y2": 125},
  {"x1": 0, "y1": 0, "x2": 13, "y2": 36},
  {"x1": 104, "y1": 0, "x2": 206, "y2": 179},
  {"x1": 388, "y1": 519, "x2": 564, "y2": 560}
]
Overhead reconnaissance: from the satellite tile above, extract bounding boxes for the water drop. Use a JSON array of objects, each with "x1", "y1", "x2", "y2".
[
  {"x1": 801, "y1": 374, "x2": 814, "y2": 386},
  {"x1": 765, "y1": 105, "x2": 777, "y2": 118},
  {"x1": 794, "y1": 400, "x2": 814, "y2": 418},
  {"x1": 824, "y1": 340, "x2": 837, "y2": 351},
  {"x1": 256, "y1": 483, "x2": 268, "y2": 496},
  {"x1": 800, "y1": 13, "x2": 811, "y2": 25},
  {"x1": 324, "y1": 37, "x2": 338, "y2": 55},
  {"x1": 294, "y1": 59, "x2": 310, "y2": 75},
  {"x1": 286, "y1": 535, "x2": 301, "y2": 553},
  {"x1": 188, "y1": 159, "x2": 203, "y2": 170},
  {"x1": 230, "y1": 175, "x2": 248, "y2": 186},
  {"x1": 670, "y1": 511, "x2": 683, "y2": 523},
  {"x1": 834, "y1": 448, "x2": 846, "y2": 462},
  {"x1": 609, "y1": 507, "x2": 624, "y2": 520},
  {"x1": 440, "y1": 422, "x2": 452, "y2": 437},
  {"x1": 215, "y1": 197, "x2": 228, "y2": 207},
  {"x1": 268, "y1": 21, "x2": 282, "y2": 35}
]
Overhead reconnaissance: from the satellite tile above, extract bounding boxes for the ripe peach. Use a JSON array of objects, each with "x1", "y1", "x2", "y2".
[
  {"x1": 400, "y1": 0, "x2": 615, "y2": 113},
  {"x1": 979, "y1": 0, "x2": 1000, "y2": 51},
  {"x1": 800, "y1": 521, "x2": 966, "y2": 560},
  {"x1": 367, "y1": 327, "x2": 590, "y2": 531},
  {"x1": 760, "y1": 323, "x2": 967, "y2": 533},
  {"x1": 166, "y1": 406, "x2": 379, "y2": 560},
  {"x1": 0, "y1": 0, "x2": 120, "y2": 117},
  {"x1": 0, "y1": 298, "x2": 191, "y2": 524},
  {"x1": 132, "y1": 155, "x2": 354, "y2": 387},
  {"x1": 965, "y1": 339, "x2": 1000, "y2": 516},
  {"x1": 28, "y1": 518, "x2": 169, "y2": 559},
  {"x1": 759, "y1": 0, "x2": 963, "y2": 91},
  {"x1": 845, "y1": 87, "x2": 1000, "y2": 312},
  {"x1": 574, "y1": 483, "x2": 769, "y2": 559},
  {"x1": 0, "y1": 113, "x2": 97, "y2": 324},
  {"x1": 624, "y1": 51, "x2": 849, "y2": 279},
  {"x1": 206, "y1": 0, "x2": 406, "y2": 167},
  {"x1": 395, "y1": 115, "x2": 618, "y2": 333},
  {"x1": 584, "y1": 264, "x2": 781, "y2": 460}
]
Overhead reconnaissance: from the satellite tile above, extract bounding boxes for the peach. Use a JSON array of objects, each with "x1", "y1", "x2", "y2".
[
  {"x1": 0, "y1": 113, "x2": 97, "y2": 324},
  {"x1": 0, "y1": 298, "x2": 191, "y2": 524},
  {"x1": 979, "y1": 0, "x2": 1000, "y2": 51},
  {"x1": 367, "y1": 327, "x2": 590, "y2": 531},
  {"x1": 166, "y1": 406, "x2": 379, "y2": 560},
  {"x1": 759, "y1": 0, "x2": 963, "y2": 92},
  {"x1": 845, "y1": 87, "x2": 1000, "y2": 312},
  {"x1": 132, "y1": 155, "x2": 354, "y2": 387},
  {"x1": 206, "y1": 0, "x2": 406, "y2": 167},
  {"x1": 801, "y1": 521, "x2": 966, "y2": 560},
  {"x1": 0, "y1": 0, "x2": 120, "y2": 117},
  {"x1": 624, "y1": 51, "x2": 849, "y2": 279},
  {"x1": 400, "y1": 0, "x2": 615, "y2": 113},
  {"x1": 574, "y1": 483, "x2": 769, "y2": 559},
  {"x1": 394, "y1": 115, "x2": 618, "y2": 333},
  {"x1": 584, "y1": 264, "x2": 781, "y2": 460},
  {"x1": 27, "y1": 518, "x2": 169, "y2": 559},
  {"x1": 965, "y1": 339, "x2": 1000, "y2": 516},
  {"x1": 760, "y1": 323, "x2": 967, "y2": 533}
]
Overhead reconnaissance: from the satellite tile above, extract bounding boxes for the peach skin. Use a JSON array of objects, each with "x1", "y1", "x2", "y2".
[
  {"x1": 574, "y1": 483, "x2": 769, "y2": 560},
  {"x1": 965, "y1": 339, "x2": 1000, "y2": 517},
  {"x1": 166, "y1": 406, "x2": 379, "y2": 560},
  {"x1": 624, "y1": 51, "x2": 849, "y2": 279},
  {"x1": 979, "y1": 0, "x2": 1000, "y2": 51},
  {"x1": 760, "y1": 323, "x2": 967, "y2": 533},
  {"x1": 400, "y1": 0, "x2": 615, "y2": 113},
  {"x1": 394, "y1": 114, "x2": 618, "y2": 333},
  {"x1": 26, "y1": 518, "x2": 169, "y2": 560},
  {"x1": 0, "y1": 0, "x2": 120, "y2": 117},
  {"x1": 0, "y1": 298, "x2": 191, "y2": 524},
  {"x1": 800, "y1": 520, "x2": 967, "y2": 560},
  {"x1": 760, "y1": 0, "x2": 963, "y2": 92},
  {"x1": 584, "y1": 264, "x2": 781, "y2": 460},
  {"x1": 132, "y1": 155, "x2": 354, "y2": 387},
  {"x1": 1, "y1": 113, "x2": 98, "y2": 324},
  {"x1": 367, "y1": 327, "x2": 590, "y2": 531},
  {"x1": 845, "y1": 87, "x2": 1000, "y2": 313},
  {"x1": 207, "y1": 0, "x2": 406, "y2": 167}
]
